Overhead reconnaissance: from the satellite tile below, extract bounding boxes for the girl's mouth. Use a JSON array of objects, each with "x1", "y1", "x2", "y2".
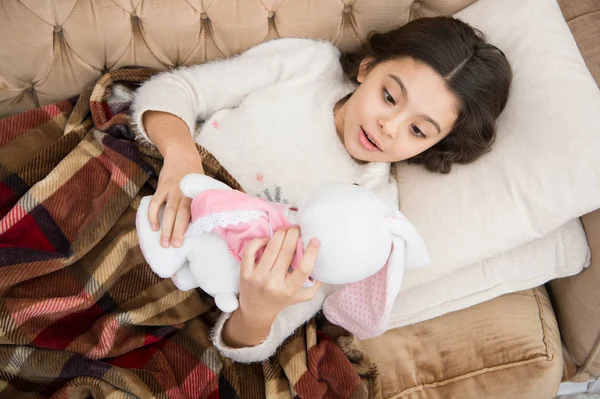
[{"x1": 359, "y1": 127, "x2": 381, "y2": 152}]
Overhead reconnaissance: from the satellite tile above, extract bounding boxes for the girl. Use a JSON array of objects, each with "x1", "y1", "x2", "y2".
[{"x1": 132, "y1": 16, "x2": 512, "y2": 362}]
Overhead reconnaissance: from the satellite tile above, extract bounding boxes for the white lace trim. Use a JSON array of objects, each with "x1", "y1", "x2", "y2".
[{"x1": 186, "y1": 210, "x2": 268, "y2": 236}]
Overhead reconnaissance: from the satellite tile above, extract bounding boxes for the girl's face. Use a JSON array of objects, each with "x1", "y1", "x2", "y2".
[{"x1": 335, "y1": 56, "x2": 460, "y2": 163}]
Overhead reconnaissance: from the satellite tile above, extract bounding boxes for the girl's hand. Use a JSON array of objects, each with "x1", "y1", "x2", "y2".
[
  {"x1": 148, "y1": 150, "x2": 205, "y2": 248},
  {"x1": 238, "y1": 226, "x2": 322, "y2": 327}
]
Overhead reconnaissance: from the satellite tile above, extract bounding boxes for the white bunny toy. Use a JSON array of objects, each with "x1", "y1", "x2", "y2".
[{"x1": 136, "y1": 173, "x2": 431, "y2": 339}]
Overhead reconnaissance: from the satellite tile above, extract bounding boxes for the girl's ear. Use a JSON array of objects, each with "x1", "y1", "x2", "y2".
[{"x1": 357, "y1": 56, "x2": 375, "y2": 83}]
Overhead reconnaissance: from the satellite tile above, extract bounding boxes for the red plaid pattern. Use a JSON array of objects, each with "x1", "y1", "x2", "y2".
[{"x1": 0, "y1": 68, "x2": 379, "y2": 398}]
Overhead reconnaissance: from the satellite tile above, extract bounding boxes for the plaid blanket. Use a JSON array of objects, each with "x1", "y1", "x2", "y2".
[{"x1": 0, "y1": 68, "x2": 381, "y2": 398}]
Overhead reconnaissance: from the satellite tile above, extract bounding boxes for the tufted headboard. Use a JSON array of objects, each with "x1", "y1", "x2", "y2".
[{"x1": 0, "y1": 0, "x2": 477, "y2": 118}]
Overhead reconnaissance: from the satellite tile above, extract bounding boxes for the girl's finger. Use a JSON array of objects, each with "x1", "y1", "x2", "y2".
[
  {"x1": 255, "y1": 228, "x2": 287, "y2": 274},
  {"x1": 271, "y1": 226, "x2": 301, "y2": 280},
  {"x1": 241, "y1": 238, "x2": 270, "y2": 278},
  {"x1": 160, "y1": 194, "x2": 182, "y2": 247},
  {"x1": 171, "y1": 196, "x2": 192, "y2": 248},
  {"x1": 148, "y1": 191, "x2": 167, "y2": 232},
  {"x1": 296, "y1": 280, "x2": 322, "y2": 303},
  {"x1": 287, "y1": 238, "x2": 320, "y2": 289}
]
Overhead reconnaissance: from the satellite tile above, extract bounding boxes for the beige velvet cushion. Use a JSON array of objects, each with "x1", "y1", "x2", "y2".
[
  {"x1": 0, "y1": 0, "x2": 477, "y2": 118},
  {"x1": 362, "y1": 287, "x2": 563, "y2": 398}
]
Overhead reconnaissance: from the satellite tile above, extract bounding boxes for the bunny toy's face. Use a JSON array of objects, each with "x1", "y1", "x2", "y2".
[{"x1": 295, "y1": 183, "x2": 395, "y2": 285}]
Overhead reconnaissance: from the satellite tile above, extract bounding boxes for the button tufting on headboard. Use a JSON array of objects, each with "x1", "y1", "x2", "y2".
[{"x1": 0, "y1": 0, "x2": 478, "y2": 117}]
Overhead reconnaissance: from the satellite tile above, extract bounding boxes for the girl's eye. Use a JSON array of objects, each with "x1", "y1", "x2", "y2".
[
  {"x1": 383, "y1": 88, "x2": 395, "y2": 105},
  {"x1": 411, "y1": 124, "x2": 426, "y2": 139}
]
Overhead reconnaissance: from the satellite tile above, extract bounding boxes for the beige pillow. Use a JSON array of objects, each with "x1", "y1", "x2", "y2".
[
  {"x1": 391, "y1": 218, "x2": 589, "y2": 327},
  {"x1": 390, "y1": 0, "x2": 599, "y2": 322}
]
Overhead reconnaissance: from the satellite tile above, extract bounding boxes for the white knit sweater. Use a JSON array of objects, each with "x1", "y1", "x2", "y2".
[{"x1": 132, "y1": 37, "x2": 398, "y2": 363}]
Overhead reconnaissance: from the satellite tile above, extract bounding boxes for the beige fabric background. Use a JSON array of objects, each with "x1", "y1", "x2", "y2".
[{"x1": 0, "y1": 0, "x2": 478, "y2": 117}]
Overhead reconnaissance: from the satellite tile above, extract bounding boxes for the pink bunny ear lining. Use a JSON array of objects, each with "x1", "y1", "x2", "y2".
[{"x1": 323, "y1": 258, "x2": 397, "y2": 340}]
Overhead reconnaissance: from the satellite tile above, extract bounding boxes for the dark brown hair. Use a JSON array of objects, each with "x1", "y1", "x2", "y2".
[{"x1": 340, "y1": 16, "x2": 512, "y2": 174}]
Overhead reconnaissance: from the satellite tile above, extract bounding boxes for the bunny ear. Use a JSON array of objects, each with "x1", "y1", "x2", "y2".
[
  {"x1": 386, "y1": 211, "x2": 431, "y2": 270},
  {"x1": 322, "y1": 213, "x2": 431, "y2": 340},
  {"x1": 323, "y1": 239, "x2": 403, "y2": 340}
]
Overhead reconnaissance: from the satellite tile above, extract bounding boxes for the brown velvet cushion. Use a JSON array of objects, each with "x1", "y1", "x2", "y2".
[
  {"x1": 548, "y1": 0, "x2": 600, "y2": 383},
  {"x1": 558, "y1": 0, "x2": 600, "y2": 84},
  {"x1": 359, "y1": 287, "x2": 562, "y2": 398},
  {"x1": 549, "y1": 209, "x2": 600, "y2": 382}
]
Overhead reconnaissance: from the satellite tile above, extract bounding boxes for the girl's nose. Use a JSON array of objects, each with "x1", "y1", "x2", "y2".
[{"x1": 378, "y1": 116, "x2": 400, "y2": 139}]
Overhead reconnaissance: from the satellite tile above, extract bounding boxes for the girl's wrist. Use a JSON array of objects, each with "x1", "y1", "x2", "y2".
[
  {"x1": 238, "y1": 306, "x2": 278, "y2": 330},
  {"x1": 162, "y1": 142, "x2": 199, "y2": 160},
  {"x1": 222, "y1": 308, "x2": 276, "y2": 348}
]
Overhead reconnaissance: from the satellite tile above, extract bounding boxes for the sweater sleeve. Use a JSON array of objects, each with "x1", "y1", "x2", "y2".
[
  {"x1": 210, "y1": 286, "x2": 327, "y2": 363},
  {"x1": 131, "y1": 38, "x2": 342, "y2": 144}
]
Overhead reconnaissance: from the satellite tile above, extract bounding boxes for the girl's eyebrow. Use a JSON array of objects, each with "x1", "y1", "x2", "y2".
[
  {"x1": 388, "y1": 74, "x2": 408, "y2": 101},
  {"x1": 388, "y1": 74, "x2": 441, "y2": 135},
  {"x1": 422, "y1": 115, "x2": 441, "y2": 135}
]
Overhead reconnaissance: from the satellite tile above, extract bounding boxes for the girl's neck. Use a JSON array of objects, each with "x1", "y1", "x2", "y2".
[
  {"x1": 334, "y1": 94, "x2": 350, "y2": 145},
  {"x1": 334, "y1": 94, "x2": 368, "y2": 166}
]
